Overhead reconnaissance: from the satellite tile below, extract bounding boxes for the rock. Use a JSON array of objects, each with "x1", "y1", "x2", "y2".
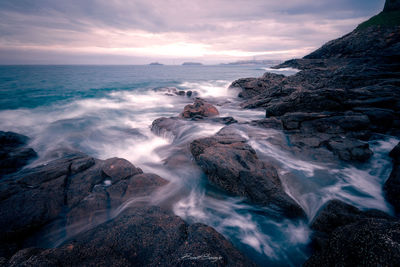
[
  {"x1": 151, "y1": 117, "x2": 186, "y2": 138},
  {"x1": 384, "y1": 142, "x2": 400, "y2": 213},
  {"x1": 0, "y1": 131, "x2": 37, "y2": 178},
  {"x1": 390, "y1": 142, "x2": 400, "y2": 160},
  {"x1": 230, "y1": 73, "x2": 286, "y2": 99},
  {"x1": 230, "y1": 10, "x2": 400, "y2": 166},
  {"x1": 210, "y1": 116, "x2": 238, "y2": 125},
  {"x1": 305, "y1": 199, "x2": 399, "y2": 266},
  {"x1": 102, "y1": 157, "x2": 143, "y2": 183},
  {"x1": 0, "y1": 150, "x2": 168, "y2": 258},
  {"x1": 181, "y1": 98, "x2": 219, "y2": 118},
  {"x1": 186, "y1": 90, "x2": 193, "y2": 97},
  {"x1": 323, "y1": 137, "x2": 373, "y2": 162},
  {"x1": 190, "y1": 127, "x2": 306, "y2": 219},
  {"x1": 9, "y1": 206, "x2": 255, "y2": 267},
  {"x1": 384, "y1": 0, "x2": 400, "y2": 12},
  {"x1": 309, "y1": 200, "x2": 394, "y2": 250},
  {"x1": 251, "y1": 117, "x2": 283, "y2": 130}
]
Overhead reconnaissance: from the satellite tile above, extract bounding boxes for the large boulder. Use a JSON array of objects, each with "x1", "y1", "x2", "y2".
[
  {"x1": 0, "y1": 131, "x2": 37, "y2": 178},
  {"x1": 181, "y1": 98, "x2": 219, "y2": 118},
  {"x1": 190, "y1": 127, "x2": 305, "y2": 219},
  {"x1": 305, "y1": 199, "x2": 399, "y2": 266}
]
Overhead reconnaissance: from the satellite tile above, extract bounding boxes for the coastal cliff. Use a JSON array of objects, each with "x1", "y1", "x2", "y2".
[{"x1": 229, "y1": 0, "x2": 400, "y2": 265}]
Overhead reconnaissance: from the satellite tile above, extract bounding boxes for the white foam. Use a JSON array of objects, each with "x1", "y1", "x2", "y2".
[{"x1": 179, "y1": 80, "x2": 238, "y2": 98}]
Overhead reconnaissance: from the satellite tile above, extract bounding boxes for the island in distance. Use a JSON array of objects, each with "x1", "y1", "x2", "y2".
[{"x1": 149, "y1": 62, "x2": 164, "y2": 66}]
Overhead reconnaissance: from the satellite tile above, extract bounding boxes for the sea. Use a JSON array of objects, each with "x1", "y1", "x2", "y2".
[{"x1": 0, "y1": 65, "x2": 396, "y2": 266}]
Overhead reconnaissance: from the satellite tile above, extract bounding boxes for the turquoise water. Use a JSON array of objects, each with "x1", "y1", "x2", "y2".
[{"x1": 0, "y1": 65, "x2": 271, "y2": 110}]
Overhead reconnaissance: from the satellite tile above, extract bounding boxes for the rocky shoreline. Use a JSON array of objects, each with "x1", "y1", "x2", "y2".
[{"x1": 1, "y1": 1, "x2": 400, "y2": 266}]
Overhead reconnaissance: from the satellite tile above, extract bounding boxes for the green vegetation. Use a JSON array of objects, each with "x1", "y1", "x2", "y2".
[{"x1": 357, "y1": 10, "x2": 400, "y2": 30}]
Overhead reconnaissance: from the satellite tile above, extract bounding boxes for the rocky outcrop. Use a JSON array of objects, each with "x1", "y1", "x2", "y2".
[
  {"x1": 153, "y1": 87, "x2": 196, "y2": 98},
  {"x1": 384, "y1": 142, "x2": 400, "y2": 213},
  {"x1": 230, "y1": 8, "x2": 400, "y2": 164},
  {"x1": 0, "y1": 134, "x2": 255, "y2": 266},
  {"x1": 305, "y1": 200, "x2": 399, "y2": 266},
  {"x1": 7, "y1": 206, "x2": 254, "y2": 267},
  {"x1": 181, "y1": 98, "x2": 219, "y2": 119},
  {"x1": 190, "y1": 126, "x2": 305, "y2": 219},
  {"x1": 0, "y1": 131, "x2": 37, "y2": 178},
  {"x1": 384, "y1": 0, "x2": 400, "y2": 13},
  {"x1": 0, "y1": 151, "x2": 167, "y2": 258}
]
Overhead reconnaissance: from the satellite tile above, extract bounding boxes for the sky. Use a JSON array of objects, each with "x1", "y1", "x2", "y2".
[{"x1": 0, "y1": 0, "x2": 385, "y2": 65}]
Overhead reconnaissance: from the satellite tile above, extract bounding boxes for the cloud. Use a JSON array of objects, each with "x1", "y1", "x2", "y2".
[{"x1": 0, "y1": 0, "x2": 385, "y2": 64}]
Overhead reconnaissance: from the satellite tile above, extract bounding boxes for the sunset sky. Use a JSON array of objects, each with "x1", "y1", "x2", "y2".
[{"x1": 0, "y1": 0, "x2": 385, "y2": 64}]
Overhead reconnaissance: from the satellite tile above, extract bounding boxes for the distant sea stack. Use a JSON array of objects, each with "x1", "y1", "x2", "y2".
[
  {"x1": 384, "y1": 0, "x2": 400, "y2": 12},
  {"x1": 182, "y1": 62, "x2": 203, "y2": 66},
  {"x1": 149, "y1": 62, "x2": 163, "y2": 66}
]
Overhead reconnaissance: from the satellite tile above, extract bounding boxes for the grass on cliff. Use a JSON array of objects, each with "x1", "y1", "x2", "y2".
[{"x1": 357, "y1": 10, "x2": 400, "y2": 30}]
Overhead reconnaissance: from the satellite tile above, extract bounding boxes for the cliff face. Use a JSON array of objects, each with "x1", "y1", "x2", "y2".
[
  {"x1": 304, "y1": 0, "x2": 400, "y2": 60},
  {"x1": 384, "y1": 0, "x2": 400, "y2": 12}
]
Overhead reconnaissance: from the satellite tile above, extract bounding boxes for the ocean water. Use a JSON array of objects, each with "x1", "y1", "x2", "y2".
[{"x1": 0, "y1": 65, "x2": 395, "y2": 266}]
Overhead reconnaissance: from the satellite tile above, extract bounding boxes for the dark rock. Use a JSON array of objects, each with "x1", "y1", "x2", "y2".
[
  {"x1": 384, "y1": 142, "x2": 400, "y2": 213},
  {"x1": 186, "y1": 90, "x2": 193, "y2": 97},
  {"x1": 230, "y1": 11, "x2": 400, "y2": 166},
  {"x1": 323, "y1": 137, "x2": 373, "y2": 162},
  {"x1": 305, "y1": 199, "x2": 399, "y2": 266},
  {"x1": 384, "y1": 0, "x2": 400, "y2": 12},
  {"x1": 390, "y1": 142, "x2": 400, "y2": 160},
  {"x1": 210, "y1": 116, "x2": 238, "y2": 125},
  {"x1": 190, "y1": 128, "x2": 305, "y2": 219},
  {"x1": 230, "y1": 73, "x2": 285, "y2": 99},
  {"x1": 0, "y1": 131, "x2": 37, "y2": 178},
  {"x1": 309, "y1": 200, "x2": 394, "y2": 249},
  {"x1": 151, "y1": 117, "x2": 185, "y2": 138},
  {"x1": 102, "y1": 157, "x2": 143, "y2": 183},
  {"x1": 0, "y1": 151, "x2": 168, "y2": 258},
  {"x1": 305, "y1": 22, "x2": 400, "y2": 59},
  {"x1": 251, "y1": 118, "x2": 283, "y2": 130},
  {"x1": 10, "y1": 206, "x2": 255, "y2": 267},
  {"x1": 181, "y1": 98, "x2": 219, "y2": 118}
]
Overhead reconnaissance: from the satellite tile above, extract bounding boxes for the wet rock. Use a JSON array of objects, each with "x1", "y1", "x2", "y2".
[
  {"x1": 0, "y1": 150, "x2": 168, "y2": 258},
  {"x1": 102, "y1": 157, "x2": 143, "y2": 183},
  {"x1": 230, "y1": 16, "x2": 400, "y2": 166},
  {"x1": 151, "y1": 117, "x2": 186, "y2": 138},
  {"x1": 384, "y1": 142, "x2": 400, "y2": 213},
  {"x1": 309, "y1": 200, "x2": 394, "y2": 250},
  {"x1": 190, "y1": 128, "x2": 306, "y2": 219},
  {"x1": 251, "y1": 117, "x2": 283, "y2": 130},
  {"x1": 210, "y1": 116, "x2": 238, "y2": 125},
  {"x1": 0, "y1": 131, "x2": 37, "y2": 178},
  {"x1": 9, "y1": 206, "x2": 255, "y2": 267},
  {"x1": 186, "y1": 90, "x2": 193, "y2": 97},
  {"x1": 181, "y1": 98, "x2": 219, "y2": 118},
  {"x1": 323, "y1": 137, "x2": 373, "y2": 162},
  {"x1": 230, "y1": 73, "x2": 285, "y2": 99},
  {"x1": 305, "y1": 199, "x2": 399, "y2": 266}
]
